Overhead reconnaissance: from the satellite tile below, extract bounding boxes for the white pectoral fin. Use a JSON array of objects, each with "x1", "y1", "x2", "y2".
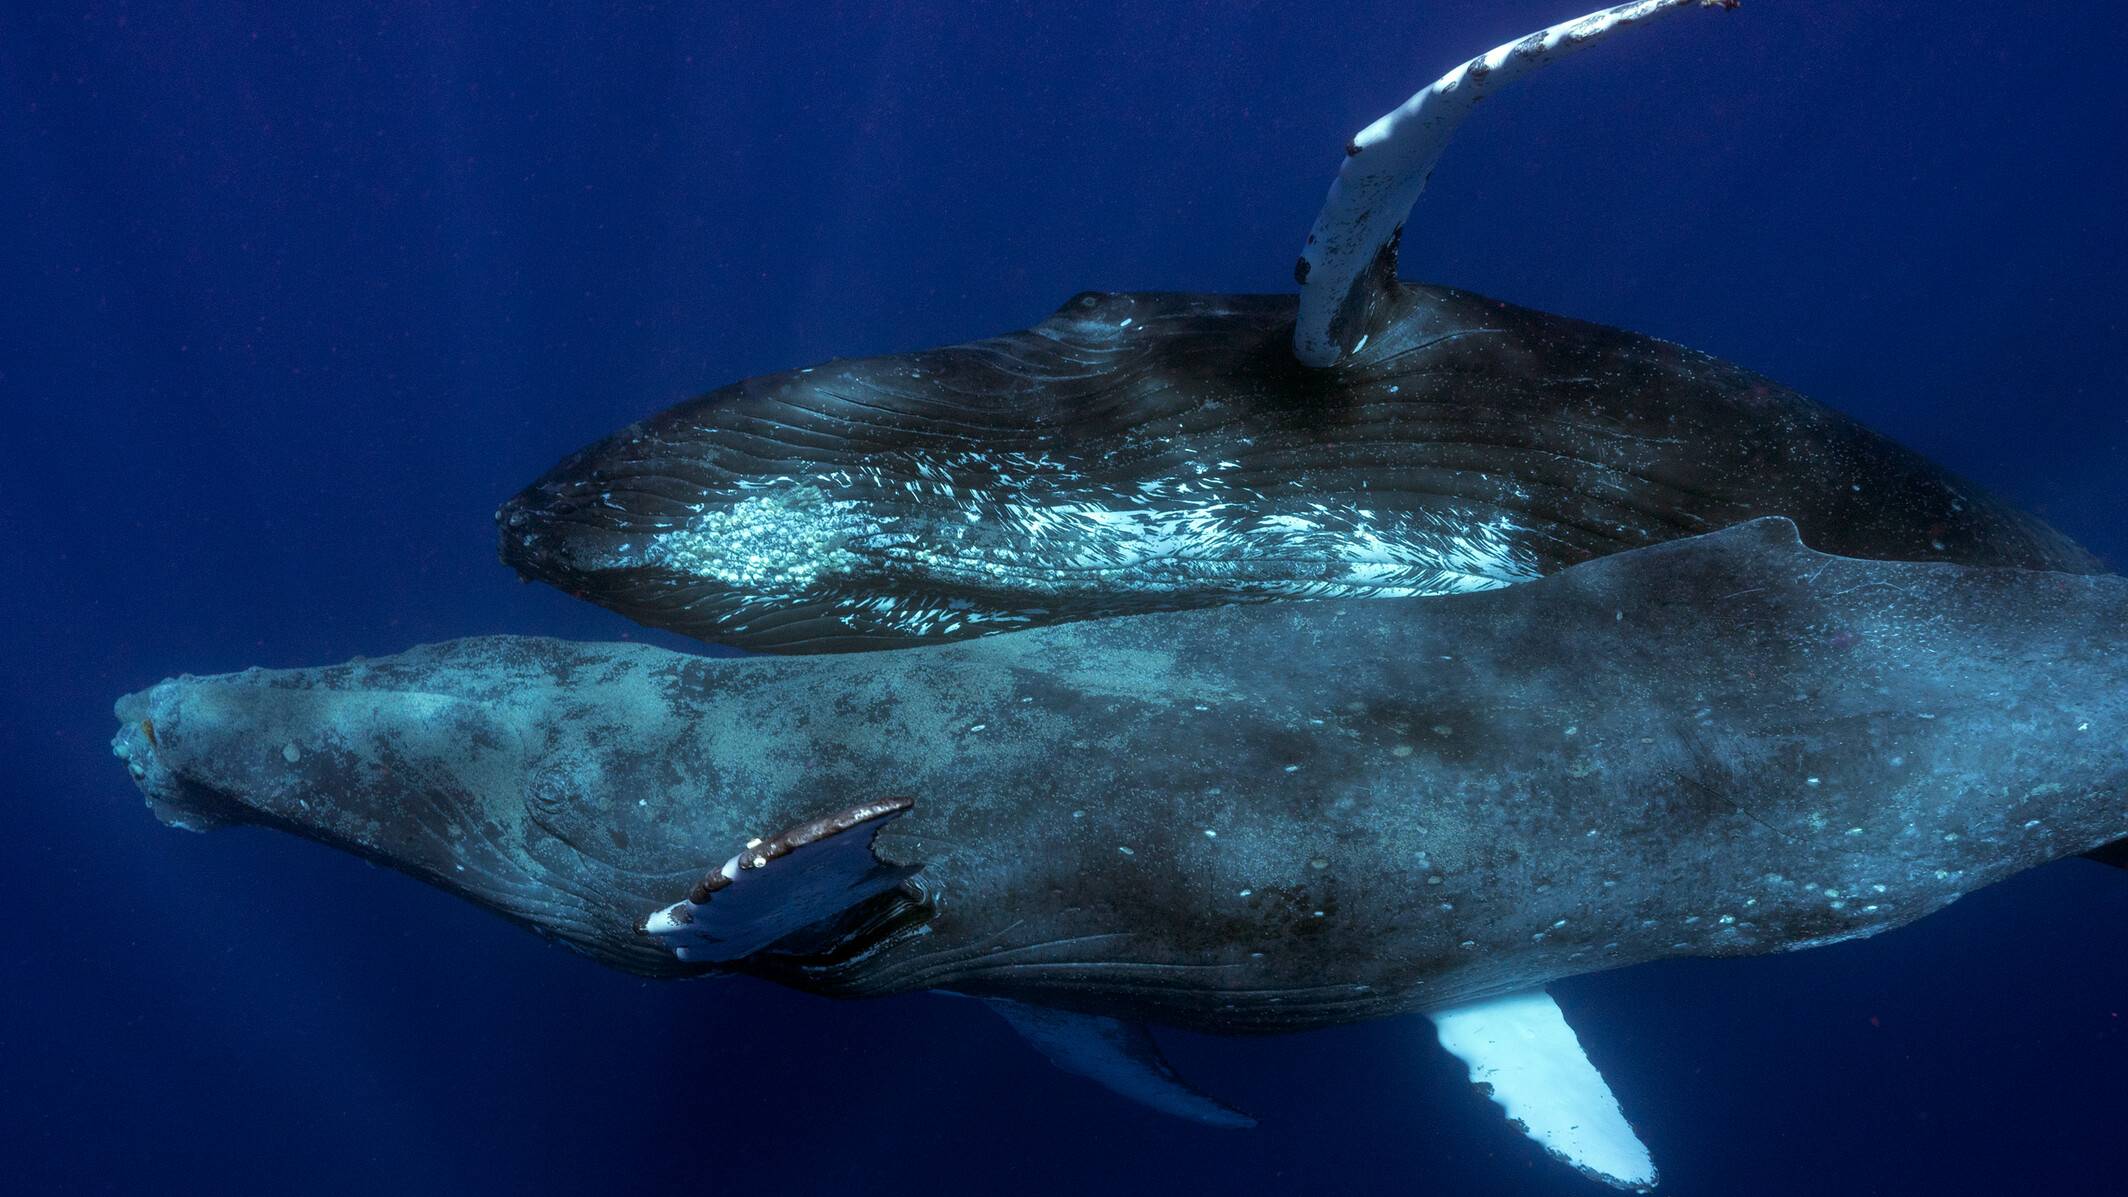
[
  {"x1": 988, "y1": 998, "x2": 1255, "y2": 1129},
  {"x1": 1431, "y1": 989, "x2": 1658, "y2": 1191},
  {"x1": 1293, "y1": 0, "x2": 1737, "y2": 368},
  {"x1": 642, "y1": 798, "x2": 919, "y2": 964}
]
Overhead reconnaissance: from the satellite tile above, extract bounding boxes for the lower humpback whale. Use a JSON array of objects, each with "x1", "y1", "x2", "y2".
[{"x1": 114, "y1": 521, "x2": 2128, "y2": 1188}]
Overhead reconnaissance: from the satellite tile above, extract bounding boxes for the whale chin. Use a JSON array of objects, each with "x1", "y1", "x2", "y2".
[
  {"x1": 113, "y1": 691, "x2": 246, "y2": 834},
  {"x1": 494, "y1": 470, "x2": 650, "y2": 586},
  {"x1": 494, "y1": 462, "x2": 795, "y2": 646}
]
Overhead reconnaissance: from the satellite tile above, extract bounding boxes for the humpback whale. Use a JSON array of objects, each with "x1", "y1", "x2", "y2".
[
  {"x1": 114, "y1": 521, "x2": 2128, "y2": 1188},
  {"x1": 496, "y1": 0, "x2": 2097, "y2": 653}
]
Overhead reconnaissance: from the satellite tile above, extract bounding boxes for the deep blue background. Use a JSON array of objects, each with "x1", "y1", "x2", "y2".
[{"x1": 6, "y1": 3, "x2": 2127, "y2": 1193}]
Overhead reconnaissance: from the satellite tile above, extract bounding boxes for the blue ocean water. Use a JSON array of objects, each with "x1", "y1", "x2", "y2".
[{"x1": 6, "y1": 2, "x2": 2127, "y2": 1193}]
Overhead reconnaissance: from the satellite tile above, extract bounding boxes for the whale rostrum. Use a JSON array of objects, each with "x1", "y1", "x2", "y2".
[{"x1": 115, "y1": 521, "x2": 2128, "y2": 1188}]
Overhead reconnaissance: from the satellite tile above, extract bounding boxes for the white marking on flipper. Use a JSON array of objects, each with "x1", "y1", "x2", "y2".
[
  {"x1": 1430, "y1": 988, "x2": 1658, "y2": 1190},
  {"x1": 988, "y1": 998, "x2": 1255, "y2": 1129},
  {"x1": 642, "y1": 799, "x2": 918, "y2": 963},
  {"x1": 1295, "y1": 0, "x2": 1737, "y2": 367}
]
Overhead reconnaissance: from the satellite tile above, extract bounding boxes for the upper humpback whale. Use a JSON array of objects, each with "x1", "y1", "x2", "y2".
[
  {"x1": 496, "y1": 0, "x2": 2097, "y2": 653},
  {"x1": 114, "y1": 521, "x2": 2128, "y2": 1189}
]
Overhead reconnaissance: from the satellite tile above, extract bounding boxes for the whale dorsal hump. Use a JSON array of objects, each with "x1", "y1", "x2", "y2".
[
  {"x1": 987, "y1": 998, "x2": 1255, "y2": 1129},
  {"x1": 641, "y1": 797, "x2": 920, "y2": 964},
  {"x1": 1431, "y1": 988, "x2": 1658, "y2": 1190},
  {"x1": 1294, "y1": 0, "x2": 1738, "y2": 368}
]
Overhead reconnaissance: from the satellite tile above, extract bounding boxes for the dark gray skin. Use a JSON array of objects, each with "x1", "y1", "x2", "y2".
[
  {"x1": 118, "y1": 520, "x2": 2128, "y2": 1032},
  {"x1": 498, "y1": 285, "x2": 2098, "y2": 653}
]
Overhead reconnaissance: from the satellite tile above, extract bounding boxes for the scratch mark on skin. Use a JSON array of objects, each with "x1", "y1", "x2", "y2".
[
  {"x1": 1673, "y1": 769, "x2": 1793, "y2": 844},
  {"x1": 1828, "y1": 581, "x2": 1922, "y2": 600}
]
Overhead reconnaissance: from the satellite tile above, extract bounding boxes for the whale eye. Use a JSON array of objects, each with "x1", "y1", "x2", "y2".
[
  {"x1": 525, "y1": 775, "x2": 580, "y2": 837},
  {"x1": 528, "y1": 776, "x2": 564, "y2": 804}
]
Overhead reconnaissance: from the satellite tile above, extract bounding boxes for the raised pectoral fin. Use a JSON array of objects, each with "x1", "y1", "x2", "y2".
[
  {"x1": 1293, "y1": 0, "x2": 1736, "y2": 368},
  {"x1": 642, "y1": 798, "x2": 919, "y2": 964},
  {"x1": 988, "y1": 998, "x2": 1255, "y2": 1129},
  {"x1": 1431, "y1": 989, "x2": 1657, "y2": 1191}
]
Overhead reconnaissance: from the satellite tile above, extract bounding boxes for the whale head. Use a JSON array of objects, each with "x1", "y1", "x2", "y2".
[
  {"x1": 108, "y1": 642, "x2": 753, "y2": 977},
  {"x1": 497, "y1": 413, "x2": 897, "y2": 653}
]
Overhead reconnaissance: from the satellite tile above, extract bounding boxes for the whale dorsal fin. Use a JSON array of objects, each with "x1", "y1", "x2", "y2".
[
  {"x1": 1431, "y1": 988, "x2": 1658, "y2": 1190},
  {"x1": 1294, "y1": 0, "x2": 1738, "y2": 368},
  {"x1": 642, "y1": 797, "x2": 919, "y2": 963},
  {"x1": 987, "y1": 998, "x2": 1256, "y2": 1129}
]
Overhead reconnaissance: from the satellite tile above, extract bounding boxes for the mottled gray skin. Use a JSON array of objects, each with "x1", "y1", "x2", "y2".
[
  {"x1": 118, "y1": 521, "x2": 2128, "y2": 1033},
  {"x1": 498, "y1": 286, "x2": 2098, "y2": 652}
]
